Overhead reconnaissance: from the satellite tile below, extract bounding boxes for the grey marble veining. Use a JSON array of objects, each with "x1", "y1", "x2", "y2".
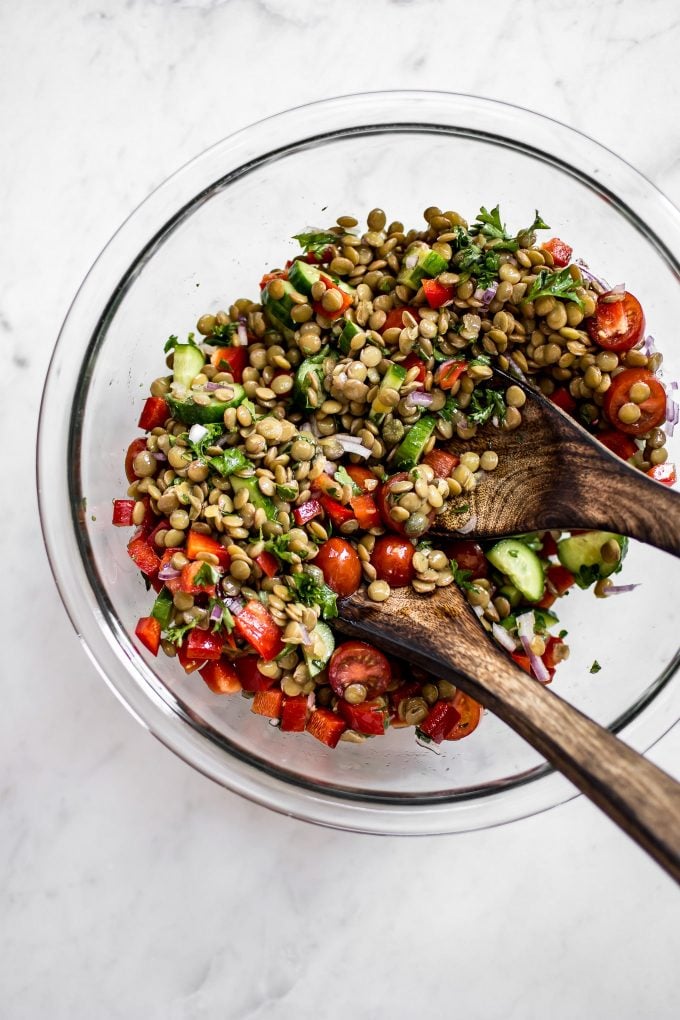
[{"x1": 1, "y1": 0, "x2": 679, "y2": 1017}]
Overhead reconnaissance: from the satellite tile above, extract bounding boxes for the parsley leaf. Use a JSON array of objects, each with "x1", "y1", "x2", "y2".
[
  {"x1": 334, "y1": 465, "x2": 361, "y2": 494},
  {"x1": 207, "y1": 597, "x2": 235, "y2": 633},
  {"x1": 164, "y1": 619, "x2": 198, "y2": 646},
  {"x1": 164, "y1": 333, "x2": 199, "y2": 353},
  {"x1": 469, "y1": 205, "x2": 516, "y2": 248},
  {"x1": 184, "y1": 422, "x2": 224, "y2": 460},
  {"x1": 292, "y1": 230, "x2": 341, "y2": 258},
  {"x1": 265, "y1": 532, "x2": 314, "y2": 565},
  {"x1": 290, "y1": 571, "x2": 338, "y2": 620},
  {"x1": 589, "y1": 660, "x2": 602, "y2": 674},
  {"x1": 467, "y1": 386, "x2": 507, "y2": 426},
  {"x1": 437, "y1": 394, "x2": 460, "y2": 423},
  {"x1": 526, "y1": 267, "x2": 585, "y2": 310},
  {"x1": 209, "y1": 448, "x2": 252, "y2": 477},
  {"x1": 193, "y1": 562, "x2": 220, "y2": 587},
  {"x1": 450, "y1": 557, "x2": 475, "y2": 590},
  {"x1": 453, "y1": 229, "x2": 501, "y2": 289},
  {"x1": 212, "y1": 321, "x2": 238, "y2": 341}
]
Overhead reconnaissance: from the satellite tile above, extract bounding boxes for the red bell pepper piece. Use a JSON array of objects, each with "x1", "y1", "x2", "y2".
[
  {"x1": 319, "y1": 494, "x2": 355, "y2": 527},
  {"x1": 380, "y1": 307, "x2": 420, "y2": 334},
  {"x1": 280, "y1": 695, "x2": 308, "y2": 732},
  {"x1": 112, "y1": 499, "x2": 136, "y2": 526},
  {"x1": 180, "y1": 561, "x2": 217, "y2": 597},
  {"x1": 177, "y1": 641, "x2": 204, "y2": 673},
  {"x1": 540, "y1": 532, "x2": 559, "y2": 558},
  {"x1": 647, "y1": 463, "x2": 676, "y2": 486},
  {"x1": 542, "y1": 635, "x2": 565, "y2": 672},
  {"x1": 306, "y1": 708, "x2": 347, "y2": 748},
  {"x1": 538, "y1": 563, "x2": 576, "y2": 609},
  {"x1": 127, "y1": 535, "x2": 160, "y2": 577},
  {"x1": 251, "y1": 689, "x2": 285, "y2": 719},
  {"x1": 210, "y1": 345, "x2": 249, "y2": 383},
  {"x1": 138, "y1": 396, "x2": 170, "y2": 431},
  {"x1": 550, "y1": 388, "x2": 577, "y2": 415},
  {"x1": 157, "y1": 549, "x2": 182, "y2": 594},
  {"x1": 259, "y1": 269, "x2": 288, "y2": 290},
  {"x1": 337, "y1": 699, "x2": 387, "y2": 735},
  {"x1": 125, "y1": 438, "x2": 148, "y2": 482},
  {"x1": 437, "y1": 360, "x2": 467, "y2": 390},
  {"x1": 349, "y1": 493, "x2": 381, "y2": 530},
  {"x1": 185, "y1": 628, "x2": 223, "y2": 661},
  {"x1": 199, "y1": 659, "x2": 242, "y2": 694},
  {"x1": 597, "y1": 429, "x2": 637, "y2": 461},
  {"x1": 185, "y1": 530, "x2": 230, "y2": 568},
  {"x1": 401, "y1": 352, "x2": 428, "y2": 383},
  {"x1": 135, "y1": 616, "x2": 161, "y2": 656},
  {"x1": 234, "y1": 600, "x2": 284, "y2": 661},
  {"x1": 422, "y1": 277, "x2": 455, "y2": 308},
  {"x1": 542, "y1": 237, "x2": 573, "y2": 268},
  {"x1": 293, "y1": 499, "x2": 324, "y2": 526},
  {"x1": 418, "y1": 700, "x2": 461, "y2": 744},
  {"x1": 423, "y1": 449, "x2": 460, "y2": 479},
  {"x1": 511, "y1": 652, "x2": 533, "y2": 675},
  {"x1": 236, "y1": 655, "x2": 277, "y2": 692},
  {"x1": 254, "y1": 550, "x2": 279, "y2": 578},
  {"x1": 312, "y1": 275, "x2": 352, "y2": 321}
]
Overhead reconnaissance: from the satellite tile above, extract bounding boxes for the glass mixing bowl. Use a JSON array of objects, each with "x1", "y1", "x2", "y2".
[{"x1": 38, "y1": 91, "x2": 680, "y2": 834}]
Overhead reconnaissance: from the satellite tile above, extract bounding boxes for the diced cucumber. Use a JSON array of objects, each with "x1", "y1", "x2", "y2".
[
  {"x1": 209, "y1": 448, "x2": 252, "y2": 477},
  {"x1": 172, "y1": 344, "x2": 205, "y2": 388},
  {"x1": 166, "y1": 384, "x2": 246, "y2": 425},
  {"x1": 151, "y1": 587, "x2": 174, "y2": 629},
  {"x1": 338, "y1": 317, "x2": 362, "y2": 355},
  {"x1": 397, "y1": 244, "x2": 449, "y2": 290},
  {"x1": 498, "y1": 583, "x2": 523, "y2": 609},
  {"x1": 293, "y1": 347, "x2": 335, "y2": 410},
  {"x1": 303, "y1": 622, "x2": 335, "y2": 678},
  {"x1": 391, "y1": 415, "x2": 436, "y2": 470},
  {"x1": 262, "y1": 279, "x2": 298, "y2": 336},
  {"x1": 370, "y1": 363, "x2": 407, "y2": 418},
  {"x1": 486, "y1": 539, "x2": 545, "y2": 602},
  {"x1": 287, "y1": 259, "x2": 354, "y2": 297},
  {"x1": 557, "y1": 531, "x2": 628, "y2": 589},
  {"x1": 230, "y1": 475, "x2": 278, "y2": 521}
]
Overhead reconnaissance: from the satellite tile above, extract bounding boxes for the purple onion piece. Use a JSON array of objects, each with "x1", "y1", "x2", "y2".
[
  {"x1": 575, "y1": 259, "x2": 610, "y2": 291},
  {"x1": 407, "y1": 390, "x2": 434, "y2": 407},
  {"x1": 158, "y1": 562, "x2": 181, "y2": 581},
  {"x1": 152, "y1": 451, "x2": 167, "y2": 461},
  {"x1": 210, "y1": 602, "x2": 224, "y2": 623},
  {"x1": 223, "y1": 596, "x2": 244, "y2": 616},
  {"x1": 204, "y1": 381, "x2": 222, "y2": 391},
  {"x1": 603, "y1": 583, "x2": 641, "y2": 597},
  {"x1": 237, "y1": 319, "x2": 248, "y2": 346}
]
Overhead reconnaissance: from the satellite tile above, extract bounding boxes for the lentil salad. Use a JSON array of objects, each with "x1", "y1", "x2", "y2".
[{"x1": 114, "y1": 204, "x2": 676, "y2": 748}]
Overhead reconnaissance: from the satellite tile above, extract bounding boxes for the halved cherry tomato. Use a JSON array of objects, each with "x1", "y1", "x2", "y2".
[
  {"x1": 293, "y1": 499, "x2": 324, "y2": 526},
  {"x1": 236, "y1": 655, "x2": 277, "y2": 692},
  {"x1": 329, "y1": 641, "x2": 392, "y2": 698},
  {"x1": 315, "y1": 538, "x2": 362, "y2": 597},
  {"x1": 443, "y1": 539, "x2": 487, "y2": 579},
  {"x1": 587, "y1": 291, "x2": 645, "y2": 353},
  {"x1": 437, "y1": 360, "x2": 467, "y2": 390},
  {"x1": 370, "y1": 536, "x2": 415, "y2": 587},
  {"x1": 647, "y1": 463, "x2": 677, "y2": 486},
  {"x1": 423, "y1": 449, "x2": 459, "y2": 479},
  {"x1": 210, "y1": 345, "x2": 249, "y2": 383},
  {"x1": 345, "y1": 465, "x2": 378, "y2": 492},
  {"x1": 125, "y1": 438, "x2": 148, "y2": 482},
  {"x1": 306, "y1": 708, "x2": 346, "y2": 748},
  {"x1": 199, "y1": 659, "x2": 241, "y2": 694},
  {"x1": 312, "y1": 275, "x2": 352, "y2": 321},
  {"x1": 138, "y1": 396, "x2": 169, "y2": 431},
  {"x1": 378, "y1": 472, "x2": 435, "y2": 536},
  {"x1": 418, "y1": 700, "x2": 461, "y2": 744},
  {"x1": 135, "y1": 616, "x2": 161, "y2": 656},
  {"x1": 401, "y1": 353, "x2": 427, "y2": 383},
  {"x1": 445, "y1": 691, "x2": 482, "y2": 740},
  {"x1": 280, "y1": 694, "x2": 308, "y2": 732},
  {"x1": 179, "y1": 561, "x2": 217, "y2": 596},
  {"x1": 185, "y1": 530, "x2": 230, "y2": 568},
  {"x1": 380, "y1": 307, "x2": 419, "y2": 334},
  {"x1": 422, "y1": 278, "x2": 455, "y2": 308},
  {"x1": 542, "y1": 237, "x2": 573, "y2": 267},
  {"x1": 185, "y1": 628, "x2": 223, "y2": 661},
  {"x1": 112, "y1": 499, "x2": 136, "y2": 527},
  {"x1": 596, "y1": 429, "x2": 638, "y2": 460},
  {"x1": 251, "y1": 689, "x2": 285, "y2": 719},
  {"x1": 254, "y1": 550, "x2": 279, "y2": 578},
  {"x1": 319, "y1": 494, "x2": 355, "y2": 528},
  {"x1": 234, "y1": 600, "x2": 284, "y2": 661},
  {"x1": 337, "y1": 699, "x2": 387, "y2": 735},
  {"x1": 603, "y1": 368, "x2": 666, "y2": 435},
  {"x1": 350, "y1": 493, "x2": 381, "y2": 530},
  {"x1": 550, "y1": 388, "x2": 577, "y2": 415},
  {"x1": 540, "y1": 532, "x2": 559, "y2": 558}
]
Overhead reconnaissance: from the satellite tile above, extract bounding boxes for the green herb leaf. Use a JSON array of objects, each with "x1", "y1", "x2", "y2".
[
  {"x1": 264, "y1": 532, "x2": 314, "y2": 566},
  {"x1": 276, "y1": 483, "x2": 298, "y2": 501},
  {"x1": 453, "y1": 230, "x2": 502, "y2": 288},
  {"x1": 334, "y1": 465, "x2": 361, "y2": 494},
  {"x1": 193, "y1": 562, "x2": 220, "y2": 587},
  {"x1": 164, "y1": 333, "x2": 199, "y2": 353},
  {"x1": 526, "y1": 267, "x2": 585, "y2": 311},
  {"x1": 164, "y1": 619, "x2": 198, "y2": 646},
  {"x1": 209, "y1": 447, "x2": 252, "y2": 477},
  {"x1": 467, "y1": 386, "x2": 507, "y2": 426},
  {"x1": 450, "y1": 557, "x2": 475, "y2": 591},
  {"x1": 469, "y1": 205, "x2": 516, "y2": 249},
  {"x1": 211, "y1": 321, "x2": 238, "y2": 341},
  {"x1": 589, "y1": 660, "x2": 602, "y2": 674},
  {"x1": 290, "y1": 571, "x2": 338, "y2": 620},
  {"x1": 438, "y1": 394, "x2": 460, "y2": 423},
  {"x1": 207, "y1": 597, "x2": 235, "y2": 634},
  {"x1": 183, "y1": 422, "x2": 224, "y2": 460},
  {"x1": 292, "y1": 230, "x2": 341, "y2": 258}
]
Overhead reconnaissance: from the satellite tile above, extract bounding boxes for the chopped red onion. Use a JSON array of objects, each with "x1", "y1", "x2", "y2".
[
  {"x1": 210, "y1": 602, "x2": 225, "y2": 623},
  {"x1": 643, "y1": 334, "x2": 658, "y2": 357},
  {"x1": 236, "y1": 319, "x2": 248, "y2": 347},
  {"x1": 406, "y1": 390, "x2": 434, "y2": 407},
  {"x1": 472, "y1": 604, "x2": 485, "y2": 620},
  {"x1": 456, "y1": 513, "x2": 478, "y2": 535},
  {"x1": 603, "y1": 583, "x2": 641, "y2": 597},
  {"x1": 204, "y1": 381, "x2": 222, "y2": 391},
  {"x1": 604, "y1": 282, "x2": 626, "y2": 300},
  {"x1": 152, "y1": 451, "x2": 167, "y2": 461},
  {"x1": 492, "y1": 623, "x2": 517, "y2": 653},
  {"x1": 188, "y1": 423, "x2": 208, "y2": 444},
  {"x1": 575, "y1": 259, "x2": 610, "y2": 291},
  {"x1": 158, "y1": 562, "x2": 181, "y2": 581},
  {"x1": 298, "y1": 624, "x2": 312, "y2": 647},
  {"x1": 222, "y1": 597, "x2": 244, "y2": 617},
  {"x1": 306, "y1": 691, "x2": 316, "y2": 712},
  {"x1": 672, "y1": 381, "x2": 678, "y2": 391},
  {"x1": 474, "y1": 281, "x2": 498, "y2": 307},
  {"x1": 517, "y1": 612, "x2": 551, "y2": 683},
  {"x1": 323, "y1": 458, "x2": 337, "y2": 475}
]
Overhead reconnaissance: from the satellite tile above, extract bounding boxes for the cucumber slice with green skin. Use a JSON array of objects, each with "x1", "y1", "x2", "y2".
[
  {"x1": 293, "y1": 347, "x2": 335, "y2": 410},
  {"x1": 209, "y1": 448, "x2": 252, "y2": 477},
  {"x1": 230, "y1": 475, "x2": 278, "y2": 521},
  {"x1": 391, "y1": 415, "x2": 436, "y2": 470},
  {"x1": 557, "y1": 531, "x2": 628, "y2": 589},
  {"x1": 397, "y1": 245, "x2": 449, "y2": 290},
  {"x1": 486, "y1": 539, "x2": 545, "y2": 602},
  {"x1": 303, "y1": 622, "x2": 335, "y2": 677},
  {"x1": 497, "y1": 583, "x2": 523, "y2": 609},
  {"x1": 166, "y1": 385, "x2": 246, "y2": 425},
  {"x1": 338, "y1": 317, "x2": 362, "y2": 355},
  {"x1": 172, "y1": 344, "x2": 205, "y2": 388},
  {"x1": 151, "y1": 587, "x2": 174, "y2": 629},
  {"x1": 370, "y1": 363, "x2": 407, "y2": 418},
  {"x1": 262, "y1": 280, "x2": 298, "y2": 336},
  {"x1": 288, "y1": 259, "x2": 354, "y2": 297}
]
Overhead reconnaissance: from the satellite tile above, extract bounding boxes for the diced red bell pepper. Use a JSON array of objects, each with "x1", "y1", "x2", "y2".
[
  {"x1": 112, "y1": 499, "x2": 136, "y2": 527},
  {"x1": 251, "y1": 689, "x2": 285, "y2": 719},
  {"x1": 380, "y1": 307, "x2": 420, "y2": 334},
  {"x1": 337, "y1": 699, "x2": 387, "y2": 736},
  {"x1": 145, "y1": 517, "x2": 172, "y2": 548},
  {"x1": 312, "y1": 275, "x2": 352, "y2": 321},
  {"x1": 550, "y1": 388, "x2": 577, "y2": 415},
  {"x1": 210, "y1": 345, "x2": 249, "y2": 383},
  {"x1": 293, "y1": 499, "x2": 324, "y2": 526},
  {"x1": 418, "y1": 700, "x2": 461, "y2": 744},
  {"x1": 542, "y1": 237, "x2": 573, "y2": 268},
  {"x1": 542, "y1": 635, "x2": 565, "y2": 672},
  {"x1": 158, "y1": 549, "x2": 182, "y2": 594},
  {"x1": 125, "y1": 438, "x2": 148, "y2": 482},
  {"x1": 185, "y1": 530, "x2": 230, "y2": 568},
  {"x1": 234, "y1": 600, "x2": 284, "y2": 661},
  {"x1": 422, "y1": 277, "x2": 455, "y2": 308},
  {"x1": 389, "y1": 681, "x2": 423, "y2": 718},
  {"x1": 185, "y1": 628, "x2": 223, "y2": 661},
  {"x1": 349, "y1": 493, "x2": 381, "y2": 530},
  {"x1": 437, "y1": 360, "x2": 467, "y2": 390},
  {"x1": 312, "y1": 472, "x2": 345, "y2": 500},
  {"x1": 138, "y1": 396, "x2": 170, "y2": 431},
  {"x1": 280, "y1": 695, "x2": 308, "y2": 732},
  {"x1": 255, "y1": 550, "x2": 279, "y2": 578},
  {"x1": 236, "y1": 655, "x2": 277, "y2": 692},
  {"x1": 647, "y1": 463, "x2": 676, "y2": 486},
  {"x1": 540, "y1": 532, "x2": 559, "y2": 558},
  {"x1": 538, "y1": 563, "x2": 576, "y2": 609},
  {"x1": 180, "y1": 561, "x2": 217, "y2": 597},
  {"x1": 401, "y1": 353, "x2": 428, "y2": 383},
  {"x1": 127, "y1": 536, "x2": 161, "y2": 577},
  {"x1": 306, "y1": 708, "x2": 347, "y2": 748},
  {"x1": 199, "y1": 659, "x2": 242, "y2": 694},
  {"x1": 345, "y1": 465, "x2": 378, "y2": 492},
  {"x1": 423, "y1": 449, "x2": 460, "y2": 479},
  {"x1": 319, "y1": 494, "x2": 355, "y2": 528},
  {"x1": 259, "y1": 269, "x2": 288, "y2": 290},
  {"x1": 597, "y1": 429, "x2": 637, "y2": 461},
  {"x1": 177, "y1": 641, "x2": 204, "y2": 673},
  {"x1": 511, "y1": 652, "x2": 533, "y2": 675},
  {"x1": 135, "y1": 616, "x2": 161, "y2": 656}
]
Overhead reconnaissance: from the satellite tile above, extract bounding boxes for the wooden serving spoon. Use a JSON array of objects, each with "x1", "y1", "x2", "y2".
[
  {"x1": 336, "y1": 584, "x2": 680, "y2": 883},
  {"x1": 432, "y1": 370, "x2": 680, "y2": 557}
]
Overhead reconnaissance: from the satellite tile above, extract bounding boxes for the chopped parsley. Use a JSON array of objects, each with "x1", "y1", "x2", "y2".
[
  {"x1": 209, "y1": 447, "x2": 252, "y2": 477},
  {"x1": 453, "y1": 229, "x2": 501, "y2": 289},
  {"x1": 290, "y1": 571, "x2": 338, "y2": 620},
  {"x1": 164, "y1": 619, "x2": 198, "y2": 646},
  {"x1": 207, "y1": 597, "x2": 235, "y2": 634},
  {"x1": 467, "y1": 386, "x2": 507, "y2": 426},
  {"x1": 264, "y1": 532, "x2": 314, "y2": 565},
  {"x1": 469, "y1": 205, "x2": 550, "y2": 252},
  {"x1": 334, "y1": 465, "x2": 361, "y2": 494},
  {"x1": 185, "y1": 422, "x2": 224, "y2": 460},
  {"x1": 450, "y1": 558, "x2": 475, "y2": 591},
  {"x1": 292, "y1": 230, "x2": 341, "y2": 258},
  {"x1": 211, "y1": 321, "x2": 238, "y2": 340},
  {"x1": 193, "y1": 562, "x2": 220, "y2": 587},
  {"x1": 526, "y1": 267, "x2": 585, "y2": 310},
  {"x1": 164, "y1": 332, "x2": 199, "y2": 353},
  {"x1": 589, "y1": 660, "x2": 602, "y2": 674},
  {"x1": 438, "y1": 394, "x2": 460, "y2": 423}
]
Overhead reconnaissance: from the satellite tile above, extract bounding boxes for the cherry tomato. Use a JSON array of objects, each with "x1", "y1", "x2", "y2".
[
  {"x1": 370, "y1": 536, "x2": 415, "y2": 587},
  {"x1": 587, "y1": 291, "x2": 645, "y2": 353},
  {"x1": 380, "y1": 307, "x2": 419, "y2": 334},
  {"x1": 125, "y1": 438, "x2": 148, "y2": 482},
  {"x1": 378, "y1": 472, "x2": 434, "y2": 536},
  {"x1": 401, "y1": 352, "x2": 427, "y2": 383},
  {"x1": 345, "y1": 465, "x2": 377, "y2": 492},
  {"x1": 445, "y1": 691, "x2": 482, "y2": 740},
  {"x1": 442, "y1": 539, "x2": 488, "y2": 579},
  {"x1": 423, "y1": 448, "x2": 459, "y2": 479},
  {"x1": 603, "y1": 368, "x2": 666, "y2": 435},
  {"x1": 210, "y1": 345, "x2": 249, "y2": 382},
  {"x1": 422, "y1": 278, "x2": 455, "y2": 308},
  {"x1": 596, "y1": 429, "x2": 637, "y2": 460},
  {"x1": 549, "y1": 388, "x2": 577, "y2": 416},
  {"x1": 542, "y1": 237, "x2": 573, "y2": 267},
  {"x1": 329, "y1": 641, "x2": 392, "y2": 698},
  {"x1": 315, "y1": 538, "x2": 362, "y2": 597}
]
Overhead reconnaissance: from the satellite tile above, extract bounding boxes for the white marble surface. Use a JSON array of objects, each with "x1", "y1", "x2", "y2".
[{"x1": 2, "y1": 1, "x2": 680, "y2": 1017}]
